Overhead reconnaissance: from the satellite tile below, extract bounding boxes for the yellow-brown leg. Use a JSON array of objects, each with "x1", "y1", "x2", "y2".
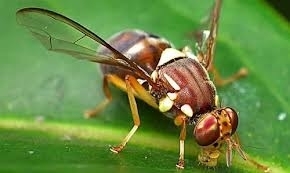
[
  {"x1": 210, "y1": 66, "x2": 248, "y2": 87},
  {"x1": 85, "y1": 74, "x2": 158, "y2": 153},
  {"x1": 231, "y1": 134, "x2": 270, "y2": 172},
  {"x1": 84, "y1": 74, "x2": 158, "y2": 118},
  {"x1": 110, "y1": 75, "x2": 143, "y2": 153},
  {"x1": 123, "y1": 75, "x2": 158, "y2": 109},
  {"x1": 174, "y1": 115, "x2": 187, "y2": 169}
]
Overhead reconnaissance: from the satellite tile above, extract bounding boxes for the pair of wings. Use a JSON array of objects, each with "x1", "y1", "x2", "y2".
[{"x1": 16, "y1": 0, "x2": 221, "y2": 86}]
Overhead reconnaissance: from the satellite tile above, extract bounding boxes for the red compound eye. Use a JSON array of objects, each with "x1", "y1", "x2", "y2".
[
  {"x1": 224, "y1": 107, "x2": 238, "y2": 134},
  {"x1": 194, "y1": 114, "x2": 220, "y2": 146}
]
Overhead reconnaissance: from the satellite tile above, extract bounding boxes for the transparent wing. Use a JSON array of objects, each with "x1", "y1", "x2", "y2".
[
  {"x1": 195, "y1": 0, "x2": 222, "y2": 70},
  {"x1": 16, "y1": 8, "x2": 154, "y2": 84}
]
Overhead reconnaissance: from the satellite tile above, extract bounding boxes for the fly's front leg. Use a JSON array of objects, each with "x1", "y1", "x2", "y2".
[
  {"x1": 210, "y1": 65, "x2": 248, "y2": 87},
  {"x1": 231, "y1": 134, "x2": 270, "y2": 172},
  {"x1": 110, "y1": 75, "x2": 143, "y2": 153},
  {"x1": 174, "y1": 114, "x2": 187, "y2": 169},
  {"x1": 84, "y1": 74, "x2": 127, "y2": 118}
]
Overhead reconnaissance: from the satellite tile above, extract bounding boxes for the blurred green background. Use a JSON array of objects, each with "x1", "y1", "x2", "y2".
[{"x1": 0, "y1": 0, "x2": 289, "y2": 173}]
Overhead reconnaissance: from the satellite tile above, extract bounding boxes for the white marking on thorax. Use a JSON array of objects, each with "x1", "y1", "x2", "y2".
[
  {"x1": 164, "y1": 73, "x2": 181, "y2": 91},
  {"x1": 159, "y1": 96, "x2": 174, "y2": 112},
  {"x1": 158, "y1": 92, "x2": 178, "y2": 113},
  {"x1": 181, "y1": 104, "x2": 193, "y2": 117},
  {"x1": 157, "y1": 48, "x2": 185, "y2": 67}
]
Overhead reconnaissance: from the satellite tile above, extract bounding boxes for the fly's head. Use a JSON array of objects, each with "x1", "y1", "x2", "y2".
[{"x1": 193, "y1": 107, "x2": 247, "y2": 167}]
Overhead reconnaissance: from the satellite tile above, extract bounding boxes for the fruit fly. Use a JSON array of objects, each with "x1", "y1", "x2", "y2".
[{"x1": 16, "y1": 0, "x2": 269, "y2": 171}]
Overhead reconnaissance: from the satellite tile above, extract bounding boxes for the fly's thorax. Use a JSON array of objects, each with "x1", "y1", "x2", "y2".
[
  {"x1": 99, "y1": 29, "x2": 172, "y2": 80},
  {"x1": 150, "y1": 48, "x2": 217, "y2": 119}
]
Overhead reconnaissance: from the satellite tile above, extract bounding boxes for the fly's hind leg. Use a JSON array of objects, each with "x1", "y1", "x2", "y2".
[
  {"x1": 209, "y1": 65, "x2": 248, "y2": 87},
  {"x1": 84, "y1": 74, "x2": 127, "y2": 118},
  {"x1": 110, "y1": 75, "x2": 149, "y2": 153},
  {"x1": 85, "y1": 74, "x2": 157, "y2": 153}
]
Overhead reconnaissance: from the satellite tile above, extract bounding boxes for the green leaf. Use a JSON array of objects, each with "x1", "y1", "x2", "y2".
[{"x1": 1, "y1": 0, "x2": 289, "y2": 172}]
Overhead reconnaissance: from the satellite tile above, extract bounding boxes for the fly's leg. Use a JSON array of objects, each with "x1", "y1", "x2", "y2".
[
  {"x1": 84, "y1": 73, "x2": 157, "y2": 118},
  {"x1": 174, "y1": 114, "x2": 187, "y2": 169},
  {"x1": 182, "y1": 46, "x2": 248, "y2": 87},
  {"x1": 210, "y1": 65, "x2": 248, "y2": 87},
  {"x1": 84, "y1": 74, "x2": 126, "y2": 118},
  {"x1": 232, "y1": 134, "x2": 270, "y2": 172},
  {"x1": 110, "y1": 75, "x2": 146, "y2": 153},
  {"x1": 189, "y1": 0, "x2": 246, "y2": 87},
  {"x1": 85, "y1": 73, "x2": 157, "y2": 153}
]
